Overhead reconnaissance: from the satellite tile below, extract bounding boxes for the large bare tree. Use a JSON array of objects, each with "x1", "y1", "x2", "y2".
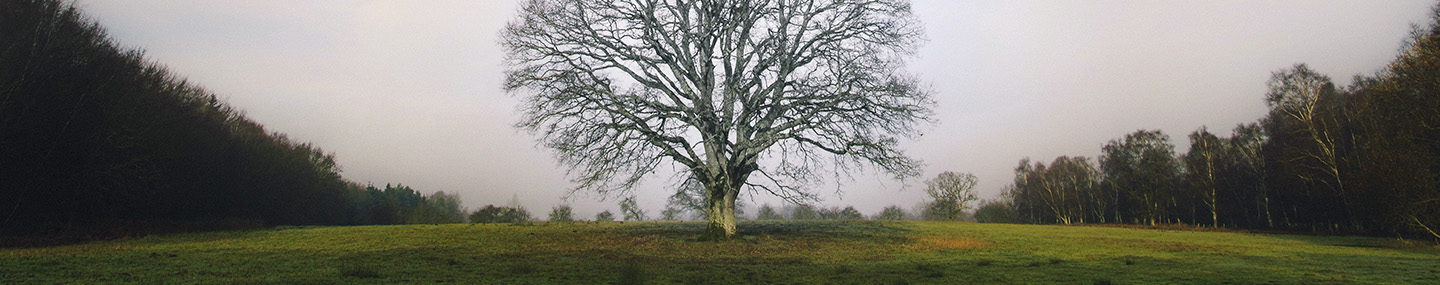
[{"x1": 502, "y1": 0, "x2": 931, "y2": 239}]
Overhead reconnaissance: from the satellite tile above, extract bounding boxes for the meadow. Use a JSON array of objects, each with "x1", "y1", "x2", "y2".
[{"x1": 2, "y1": 221, "x2": 1437, "y2": 284}]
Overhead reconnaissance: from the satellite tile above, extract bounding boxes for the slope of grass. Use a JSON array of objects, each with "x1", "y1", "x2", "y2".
[{"x1": 2, "y1": 221, "x2": 1437, "y2": 283}]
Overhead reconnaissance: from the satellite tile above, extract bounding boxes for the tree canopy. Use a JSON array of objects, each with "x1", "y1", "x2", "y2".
[{"x1": 502, "y1": 0, "x2": 931, "y2": 239}]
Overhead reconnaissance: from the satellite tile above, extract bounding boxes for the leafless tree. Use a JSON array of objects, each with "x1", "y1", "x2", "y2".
[
  {"x1": 502, "y1": 0, "x2": 932, "y2": 239},
  {"x1": 923, "y1": 171, "x2": 978, "y2": 221}
]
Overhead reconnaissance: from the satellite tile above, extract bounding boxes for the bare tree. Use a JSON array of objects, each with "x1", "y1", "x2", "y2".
[
  {"x1": 502, "y1": 0, "x2": 932, "y2": 239},
  {"x1": 620, "y1": 196, "x2": 647, "y2": 221},
  {"x1": 924, "y1": 171, "x2": 979, "y2": 221}
]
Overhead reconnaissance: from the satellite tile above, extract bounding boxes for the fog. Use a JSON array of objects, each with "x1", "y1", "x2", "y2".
[{"x1": 74, "y1": 0, "x2": 1433, "y2": 218}]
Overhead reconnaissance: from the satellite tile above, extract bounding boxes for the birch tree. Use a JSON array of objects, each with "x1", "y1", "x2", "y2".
[
  {"x1": 1264, "y1": 64, "x2": 1354, "y2": 227},
  {"x1": 1185, "y1": 127, "x2": 1223, "y2": 227}
]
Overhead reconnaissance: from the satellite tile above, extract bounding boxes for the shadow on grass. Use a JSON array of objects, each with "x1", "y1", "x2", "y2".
[{"x1": 618, "y1": 220, "x2": 911, "y2": 240}]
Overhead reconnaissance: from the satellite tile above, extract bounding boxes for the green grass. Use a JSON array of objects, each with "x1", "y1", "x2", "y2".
[{"x1": 2, "y1": 221, "x2": 1437, "y2": 283}]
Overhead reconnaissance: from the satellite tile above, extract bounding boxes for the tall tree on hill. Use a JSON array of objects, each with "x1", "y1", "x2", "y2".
[{"x1": 502, "y1": 0, "x2": 933, "y2": 240}]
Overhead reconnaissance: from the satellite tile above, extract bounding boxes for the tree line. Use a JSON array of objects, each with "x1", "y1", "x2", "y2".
[
  {"x1": 995, "y1": 8, "x2": 1440, "y2": 239},
  {"x1": 0, "y1": 0, "x2": 465, "y2": 241}
]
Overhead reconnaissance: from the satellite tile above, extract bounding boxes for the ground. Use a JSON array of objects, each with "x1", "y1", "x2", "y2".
[{"x1": 2, "y1": 221, "x2": 1437, "y2": 283}]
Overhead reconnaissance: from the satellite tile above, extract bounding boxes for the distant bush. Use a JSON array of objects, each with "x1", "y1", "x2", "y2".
[
  {"x1": 835, "y1": 206, "x2": 865, "y2": 220},
  {"x1": 548, "y1": 205, "x2": 575, "y2": 222},
  {"x1": 595, "y1": 210, "x2": 616, "y2": 222},
  {"x1": 875, "y1": 205, "x2": 909, "y2": 221},
  {"x1": 470, "y1": 205, "x2": 532, "y2": 223},
  {"x1": 974, "y1": 201, "x2": 1017, "y2": 223}
]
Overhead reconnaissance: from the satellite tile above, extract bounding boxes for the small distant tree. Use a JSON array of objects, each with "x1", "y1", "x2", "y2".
[
  {"x1": 499, "y1": 206, "x2": 533, "y2": 223},
  {"x1": 876, "y1": 205, "x2": 908, "y2": 221},
  {"x1": 620, "y1": 196, "x2": 647, "y2": 221},
  {"x1": 791, "y1": 205, "x2": 819, "y2": 220},
  {"x1": 925, "y1": 172, "x2": 980, "y2": 221},
  {"x1": 838, "y1": 206, "x2": 864, "y2": 220},
  {"x1": 595, "y1": 210, "x2": 616, "y2": 222},
  {"x1": 549, "y1": 205, "x2": 575, "y2": 222},
  {"x1": 756, "y1": 204, "x2": 783, "y2": 220}
]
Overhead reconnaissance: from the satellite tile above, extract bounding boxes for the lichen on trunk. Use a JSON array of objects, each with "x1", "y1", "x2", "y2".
[{"x1": 698, "y1": 173, "x2": 742, "y2": 241}]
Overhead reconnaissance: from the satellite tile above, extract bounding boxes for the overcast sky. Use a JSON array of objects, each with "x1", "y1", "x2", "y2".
[{"x1": 74, "y1": 0, "x2": 1434, "y2": 218}]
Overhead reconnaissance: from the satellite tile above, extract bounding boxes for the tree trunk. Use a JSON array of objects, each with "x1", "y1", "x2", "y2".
[
  {"x1": 1212, "y1": 208, "x2": 1219, "y2": 228},
  {"x1": 699, "y1": 179, "x2": 739, "y2": 241}
]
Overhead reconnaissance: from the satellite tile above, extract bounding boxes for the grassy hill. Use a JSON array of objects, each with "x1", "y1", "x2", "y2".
[{"x1": 2, "y1": 221, "x2": 1437, "y2": 283}]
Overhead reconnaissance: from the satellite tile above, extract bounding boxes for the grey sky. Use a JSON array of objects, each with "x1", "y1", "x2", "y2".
[{"x1": 74, "y1": 0, "x2": 1433, "y2": 218}]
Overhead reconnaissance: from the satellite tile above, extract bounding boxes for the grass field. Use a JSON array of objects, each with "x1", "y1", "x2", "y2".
[{"x1": 3, "y1": 221, "x2": 1437, "y2": 284}]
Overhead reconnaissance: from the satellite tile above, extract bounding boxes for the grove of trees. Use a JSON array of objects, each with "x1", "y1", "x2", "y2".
[
  {"x1": 1001, "y1": 9, "x2": 1440, "y2": 239},
  {"x1": 0, "y1": 0, "x2": 466, "y2": 242}
]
